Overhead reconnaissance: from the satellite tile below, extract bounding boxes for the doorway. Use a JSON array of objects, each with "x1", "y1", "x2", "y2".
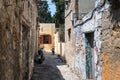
[{"x1": 85, "y1": 32, "x2": 94, "y2": 79}]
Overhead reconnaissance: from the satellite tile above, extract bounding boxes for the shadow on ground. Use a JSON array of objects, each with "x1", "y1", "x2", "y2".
[{"x1": 31, "y1": 52, "x2": 65, "y2": 80}]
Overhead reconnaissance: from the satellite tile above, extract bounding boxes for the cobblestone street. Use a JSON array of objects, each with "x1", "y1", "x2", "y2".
[{"x1": 31, "y1": 52, "x2": 80, "y2": 80}]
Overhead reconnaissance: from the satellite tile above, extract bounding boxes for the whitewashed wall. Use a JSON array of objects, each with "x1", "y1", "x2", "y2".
[{"x1": 74, "y1": 3, "x2": 109, "y2": 80}]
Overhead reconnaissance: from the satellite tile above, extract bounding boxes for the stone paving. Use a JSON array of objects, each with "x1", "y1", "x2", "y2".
[{"x1": 31, "y1": 52, "x2": 80, "y2": 80}]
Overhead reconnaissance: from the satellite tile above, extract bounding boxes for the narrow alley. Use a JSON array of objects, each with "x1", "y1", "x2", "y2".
[
  {"x1": 0, "y1": 0, "x2": 120, "y2": 80},
  {"x1": 31, "y1": 52, "x2": 80, "y2": 80}
]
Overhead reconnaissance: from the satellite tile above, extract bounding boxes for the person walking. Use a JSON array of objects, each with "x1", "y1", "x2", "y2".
[{"x1": 52, "y1": 48, "x2": 54, "y2": 55}]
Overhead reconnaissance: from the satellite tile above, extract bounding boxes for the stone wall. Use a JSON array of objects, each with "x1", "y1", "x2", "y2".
[
  {"x1": 0, "y1": 0, "x2": 37, "y2": 80},
  {"x1": 65, "y1": 0, "x2": 76, "y2": 70},
  {"x1": 101, "y1": 9, "x2": 120, "y2": 80},
  {"x1": 65, "y1": 13, "x2": 75, "y2": 70}
]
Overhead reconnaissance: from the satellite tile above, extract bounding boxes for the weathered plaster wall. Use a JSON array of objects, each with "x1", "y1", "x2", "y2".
[
  {"x1": 101, "y1": 9, "x2": 120, "y2": 80},
  {"x1": 74, "y1": 27, "x2": 86, "y2": 79},
  {"x1": 74, "y1": 20, "x2": 102, "y2": 79},
  {"x1": 74, "y1": 2, "x2": 109, "y2": 80},
  {"x1": 0, "y1": 0, "x2": 37, "y2": 80}
]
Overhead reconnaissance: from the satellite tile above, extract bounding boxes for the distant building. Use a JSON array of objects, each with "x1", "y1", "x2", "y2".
[
  {"x1": 39, "y1": 23, "x2": 55, "y2": 51},
  {"x1": 54, "y1": 28, "x2": 65, "y2": 57}
]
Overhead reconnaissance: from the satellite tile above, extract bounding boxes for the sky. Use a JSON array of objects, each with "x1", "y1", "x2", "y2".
[{"x1": 46, "y1": 0, "x2": 56, "y2": 16}]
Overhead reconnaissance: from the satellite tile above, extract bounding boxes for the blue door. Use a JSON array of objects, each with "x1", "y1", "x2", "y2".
[{"x1": 85, "y1": 32, "x2": 94, "y2": 79}]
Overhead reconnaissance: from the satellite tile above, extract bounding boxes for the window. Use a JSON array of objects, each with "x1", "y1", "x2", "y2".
[
  {"x1": 65, "y1": 0, "x2": 71, "y2": 9},
  {"x1": 65, "y1": 0, "x2": 68, "y2": 9},
  {"x1": 68, "y1": 28, "x2": 71, "y2": 41},
  {"x1": 40, "y1": 35, "x2": 51, "y2": 44},
  {"x1": 43, "y1": 35, "x2": 51, "y2": 44}
]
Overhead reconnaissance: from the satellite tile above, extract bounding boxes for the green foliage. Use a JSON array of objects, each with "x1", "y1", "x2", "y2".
[
  {"x1": 37, "y1": 0, "x2": 65, "y2": 25},
  {"x1": 108, "y1": 0, "x2": 120, "y2": 10},
  {"x1": 37, "y1": 0, "x2": 54, "y2": 23},
  {"x1": 52, "y1": 0, "x2": 65, "y2": 28}
]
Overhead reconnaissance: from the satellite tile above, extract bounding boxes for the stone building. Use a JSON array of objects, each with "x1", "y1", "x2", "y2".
[
  {"x1": 65, "y1": 0, "x2": 96, "y2": 73},
  {"x1": 64, "y1": 0, "x2": 76, "y2": 69},
  {"x1": 0, "y1": 0, "x2": 38, "y2": 80},
  {"x1": 39, "y1": 23, "x2": 55, "y2": 51},
  {"x1": 65, "y1": 0, "x2": 120, "y2": 80}
]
